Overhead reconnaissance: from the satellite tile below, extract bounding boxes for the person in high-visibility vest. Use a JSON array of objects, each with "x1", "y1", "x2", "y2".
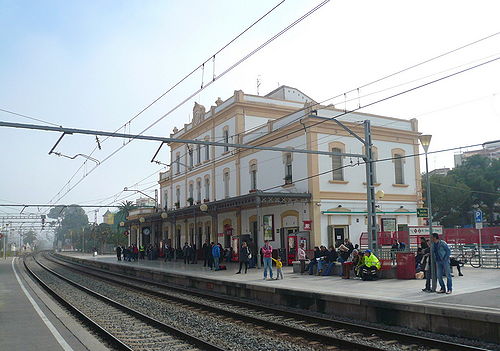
[{"x1": 360, "y1": 249, "x2": 381, "y2": 281}]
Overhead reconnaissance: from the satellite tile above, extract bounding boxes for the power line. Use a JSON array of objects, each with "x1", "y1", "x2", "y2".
[
  {"x1": 44, "y1": 0, "x2": 289, "y2": 208},
  {"x1": 0, "y1": 108, "x2": 60, "y2": 127},
  {"x1": 43, "y1": 0, "x2": 331, "y2": 205},
  {"x1": 261, "y1": 141, "x2": 500, "y2": 192},
  {"x1": 429, "y1": 182, "x2": 500, "y2": 196}
]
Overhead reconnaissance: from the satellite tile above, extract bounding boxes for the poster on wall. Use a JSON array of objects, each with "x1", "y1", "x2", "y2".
[
  {"x1": 263, "y1": 215, "x2": 274, "y2": 241},
  {"x1": 381, "y1": 218, "x2": 396, "y2": 232}
]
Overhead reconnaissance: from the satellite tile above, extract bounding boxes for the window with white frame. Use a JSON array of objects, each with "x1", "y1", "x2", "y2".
[
  {"x1": 188, "y1": 147, "x2": 193, "y2": 168},
  {"x1": 223, "y1": 128, "x2": 229, "y2": 152},
  {"x1": 204, "y1": 177, "x2": 210, "y2": 200},
  {"x1": 249, "y1": 161, "x2": 257, "y2": 190},
  {"x1": 394, "y1": 153, "x2": 404, "y2": 184},
  {"x1": 284, "y1": 152, "x2": 292, "y2": 184},
  {"x1": 196, "y1": 144, "x2": 201, "y2": 164},
  {"x1": 163, "y1": 190, "x2": 168, "y2": 209},
  {"x1": 223, "y1": 170, "x2": 230, "y2": 198},
  {"x1": 188, "y1": 183, "x2": 193, "y2": 200},
  {"x1": 205, "y1": 139, "x2": 210, "y2": 161},
  {"x1": 331, "y1": 147, "x2": 344, "y2": 181},
  {"x1": 175, "y1": 187, "x2": 180, "y2": 205},
  {"x1": 196, "y1": 179, "x2": 201, "y2": 203},
  {"x1": 175, "y1": 153, "x2": 180, "y2": 174}
]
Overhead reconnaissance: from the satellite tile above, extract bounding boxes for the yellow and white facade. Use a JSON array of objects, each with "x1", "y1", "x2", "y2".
[{"x1": 147, "y1": 86, "x2": 422, "y2": 251}]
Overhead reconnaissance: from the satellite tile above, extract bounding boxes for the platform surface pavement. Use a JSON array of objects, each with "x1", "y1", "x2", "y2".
[
  {"x1": 68, "y1": 253, "x2": 500, "y2": 312},
  {"x1": 0, "y1": 257, "x2": 92, "y2": 351}
]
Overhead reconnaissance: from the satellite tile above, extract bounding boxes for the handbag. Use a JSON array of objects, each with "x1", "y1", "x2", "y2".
[{"x1": 247, "y1": 248, "x2": 252, "y2": 259}]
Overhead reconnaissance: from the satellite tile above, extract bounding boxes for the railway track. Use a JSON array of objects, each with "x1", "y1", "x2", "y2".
[
  {"x1": 40, "y1": 252, "x2": 491, "y2": 351},
  {"x1": 24, "y1": 255, "x2": 220, "y2": 351}
]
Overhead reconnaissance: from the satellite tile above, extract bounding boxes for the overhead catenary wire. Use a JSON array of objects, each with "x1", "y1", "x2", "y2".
[
  {"x1": 44, "y1": 0, "x2": 331, "y2": 206},
  {"x1": 43, "y1": 0, "x2": 289, "y2": 208}
]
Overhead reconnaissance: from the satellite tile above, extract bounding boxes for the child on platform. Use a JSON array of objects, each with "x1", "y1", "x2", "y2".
[{"x1": 272, "y1": 257, "x2": 284, "y2": 280}]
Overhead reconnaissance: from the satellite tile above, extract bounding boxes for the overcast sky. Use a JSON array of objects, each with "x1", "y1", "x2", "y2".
[{"x1": 1, "y1": 0, "x2": 499, "y2": 222}]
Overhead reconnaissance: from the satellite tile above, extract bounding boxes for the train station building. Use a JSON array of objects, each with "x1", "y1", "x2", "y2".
[{"x1": 126, "y1": 86, "x2": 423, "y2": 257}]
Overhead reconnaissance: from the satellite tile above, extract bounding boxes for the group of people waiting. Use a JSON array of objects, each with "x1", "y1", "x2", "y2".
[{"x1": 303, "y1": 239, "x2": 381, "y2": 280}]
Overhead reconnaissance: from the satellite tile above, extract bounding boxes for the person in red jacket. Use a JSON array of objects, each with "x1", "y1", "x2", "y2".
[{"x1": 262, "y1": 240, "x2": 273, "y2": 280}]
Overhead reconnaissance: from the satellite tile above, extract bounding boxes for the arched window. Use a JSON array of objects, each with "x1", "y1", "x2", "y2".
[
  {"x1": 223, "y1": 126, "x2": 229, "y2": 153},
  {"x1": 196, "y1": 178, "x2": 202, "y2": 203},
  {"x1": 392, "y1": 148, "x2": 406, "y2": 184},
  {"x1": 204, "y1": 176, "x2": 210, "y2": 201},
  {"x1": 249, "y1": 159, "x2": 257, "y2": 190},
  {"x1": 223, "y1": 168, "x2": 230, "y2": 198},
  {"x1": 196, "y1": 144, "x2": 201, "y2": 164},
  {"x1": 175, "y1": 152, "x2": 180, "y2": 174},
  {"x1": 204, "y1": 136, "x2": 210, "y2": 161},
  {"x1": 284, "y1": 152, "x2": 293, "y2": 184},
  {"x1": 331, "y1": 147, "x2": 343, "y2": 181}
]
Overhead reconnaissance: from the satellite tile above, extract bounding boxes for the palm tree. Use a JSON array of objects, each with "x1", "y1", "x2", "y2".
[{"x1": 117, "y1": 200, "x2": 136, "y2": 218}]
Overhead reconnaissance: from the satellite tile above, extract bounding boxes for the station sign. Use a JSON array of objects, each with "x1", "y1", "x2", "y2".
[
  {"x1": 417, "y1": 208, "x2": 429, "y2": 218},
  {"x1": 408, "y1": 225, "x2": 443, "y2": 236}
]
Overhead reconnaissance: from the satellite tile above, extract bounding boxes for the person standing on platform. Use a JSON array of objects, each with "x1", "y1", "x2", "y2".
[
  {"x1": 421, "y1": 244, "x2": 432, "y2": 292},
  {"x1": 202, "y1": 240, "x2": 210, "y2": 267},
  {"x1": 248, "y1": 238, "x2": 256, "y2": 268},
  {"x1": 212, "y1": 242, "x2": 221, "y2": 271},
  {"x1": 183, "y1": 242, "x2": 189, "y2": 264},
  {"x1": 236, "y1": 241, "x2": 250, "y2": 274},
  {"x1": 207, "y1": 242, "x2": 214, "y2": 269},
  {"x1": 262, "y1": 240, "x2": 273, "y2": 280},
  {"x1": 116, "y1": 246, "x2": 122, "y2": 261},
  {"x1": 298, "y1": 243, "x2": 307, "y2": 274},
  {"x1": 432, "y1": 233, "x2": 452, "y2": 294},
  {"x1": 133, "y1": 244, "x2": 139, "y2": 261}
]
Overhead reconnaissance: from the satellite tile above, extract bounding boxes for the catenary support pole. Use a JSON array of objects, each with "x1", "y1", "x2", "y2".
[
  {"x1": 424, "y1": 151, "x2": 437, "y2": 291},
  {"x1": 364, "y1": 121, "x2": 378, "y2": 251}
]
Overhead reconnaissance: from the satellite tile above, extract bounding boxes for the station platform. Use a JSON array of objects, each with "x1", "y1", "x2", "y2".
[
  {"x1": 0, "y1": 257, "x2": 107, "y2": 351},
  {"x1": 65, "y1": 252, "x2": 500, "y2": 311},
  {"x1": 59, "y1": 252, "x2": 500, "y2": 344}
]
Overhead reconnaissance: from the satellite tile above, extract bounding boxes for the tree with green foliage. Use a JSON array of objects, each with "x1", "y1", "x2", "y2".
[
  {"x1": 23, "y1": 230, "x2": 37, "y2": 246},
  {"x1": 48, "y1": 205, "x2": 89, "y2": 248},
  {"x1": 424, "y1": 155, "x2": 500, "y2": 227}
]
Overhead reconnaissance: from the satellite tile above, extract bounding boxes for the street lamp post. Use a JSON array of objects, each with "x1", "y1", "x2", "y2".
[{"x1": 419, "y1": 134, "x2": 436, "y2": 291}]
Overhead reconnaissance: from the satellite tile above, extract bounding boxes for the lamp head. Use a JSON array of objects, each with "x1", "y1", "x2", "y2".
[
  {"x1": 375, "y1": 190, "x2": 385, "y2": 199},
  {"x1": 419, "y1": 135, "x2": 432, "y2": 153},
  {"x1": 200, "y1": 203, "x2": 208, "y2": 212}
]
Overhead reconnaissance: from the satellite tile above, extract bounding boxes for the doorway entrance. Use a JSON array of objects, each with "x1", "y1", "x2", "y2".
[{"x1": 328, "y1": 225, "x2": 349, "y2": 247}]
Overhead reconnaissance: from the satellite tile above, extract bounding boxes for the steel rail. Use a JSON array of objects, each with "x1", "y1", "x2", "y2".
[
  {"x1": 22, "y1": 257, "x2": 134, "y2": 351},
  {"x1": 30, "y1": 254, "x2": 222, "y2": 351},
  {"x1": 50, "y1": 252, "x2": 491, "y2": 351},
  {"x1": 44, "y1": 252, "x2": 383, "y2": 351}
]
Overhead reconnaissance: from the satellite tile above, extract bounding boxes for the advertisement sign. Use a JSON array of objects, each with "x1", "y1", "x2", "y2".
[
  {"x1": 408, "y1": 225, "x2": 443, "y2": 236},
  {"x1": 303, "y1": 220, "x2": 312, "y2": 231},
  {"x1": 263, "y1": 215, "x2": 274, "y2": 241}
]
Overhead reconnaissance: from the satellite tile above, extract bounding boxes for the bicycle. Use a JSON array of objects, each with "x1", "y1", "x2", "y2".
[{"x1": 456, "y1": 249, "x2": 482, "y2": 268}]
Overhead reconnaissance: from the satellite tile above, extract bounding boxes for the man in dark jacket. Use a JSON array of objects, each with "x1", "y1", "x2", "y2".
[
  {"x1": 236, "y1": 241, "x2": 250, "y2": 274},
  {"x1": 308, "y1": 247, "x2": 321, "y2": 275},
  {"x1": 116, "y1": 246, "x2": 122, "y2": 261},
  {"x1": 432, "y1": 233, "x2": 452, "y2": 294},
  {"x1": 322, "y1": 246, "x2": 338, "y2": 276},
  {"x1": 202, "y1": 240, "x2": 210, "y2": 267}
]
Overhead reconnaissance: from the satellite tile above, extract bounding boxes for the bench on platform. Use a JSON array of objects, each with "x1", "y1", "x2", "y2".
[{"x1": 293, "y1": 259, "x2": 397, "y2": 278}]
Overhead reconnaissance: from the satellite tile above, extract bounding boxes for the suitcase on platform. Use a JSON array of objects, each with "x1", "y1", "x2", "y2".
[{"x1": 219, "y1": 265, "x2": 227, "y2": 270}]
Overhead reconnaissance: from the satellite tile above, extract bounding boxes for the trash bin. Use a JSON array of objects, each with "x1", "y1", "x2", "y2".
[{"x1": 396, "y1": 252, "x2": 415, "y2": 279}]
